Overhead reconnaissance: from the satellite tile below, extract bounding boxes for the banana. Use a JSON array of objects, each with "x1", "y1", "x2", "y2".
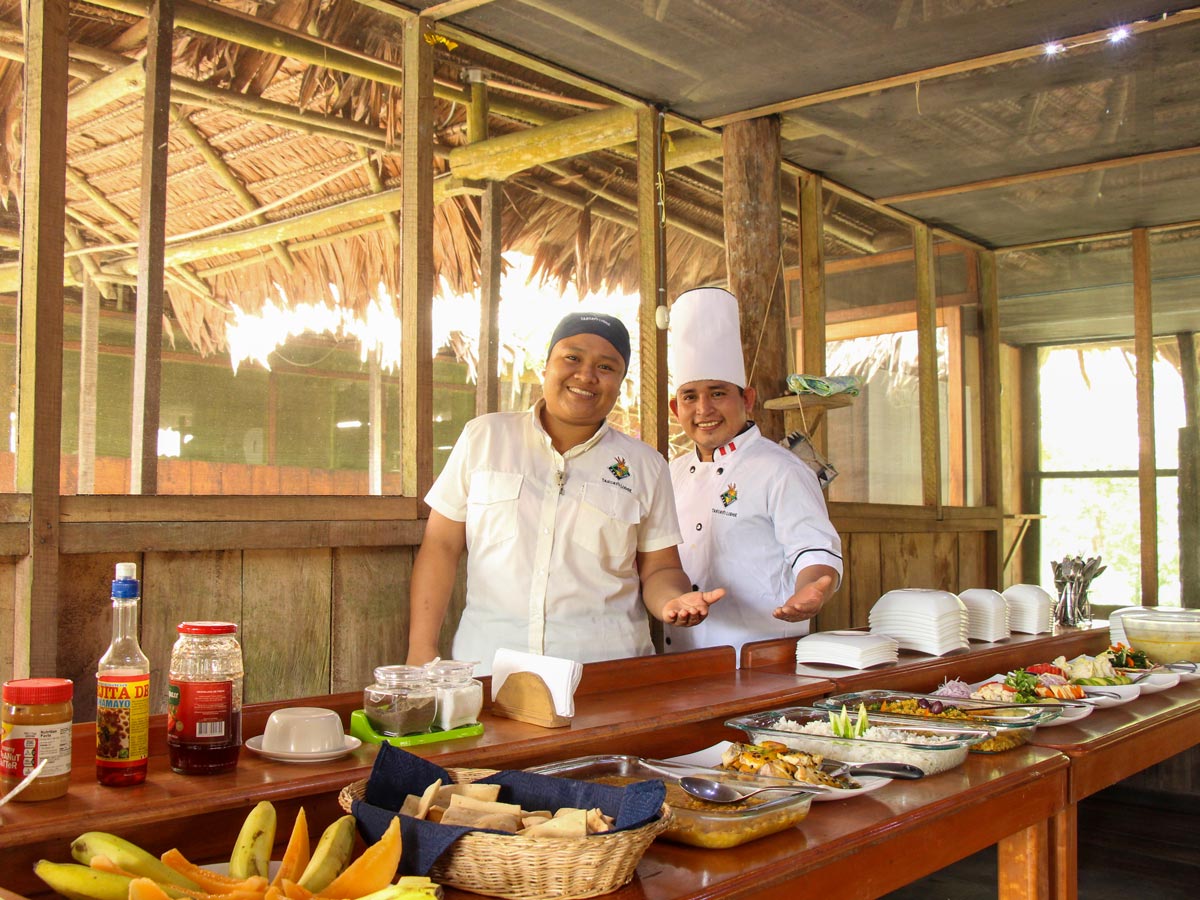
[
  {"x1": 35, "y1": 861, "x2": 133, "y2": 900},
  {"x1": 229, "y1": 800, "x2": 278, "y2": 879},
  {"x1": 356, "y1": 884, "x2": 442, "y2": 900},
  {"x1": 297, "y1": 814, "x2": 357, "y2": 893},
  {"x1": 70, "y1": 832, "x2": 201, "y2": 891}
]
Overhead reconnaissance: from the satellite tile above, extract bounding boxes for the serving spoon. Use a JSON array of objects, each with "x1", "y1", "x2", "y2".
[{"x1": 678, "y1": 776, "x2": 823, "y2": 803}]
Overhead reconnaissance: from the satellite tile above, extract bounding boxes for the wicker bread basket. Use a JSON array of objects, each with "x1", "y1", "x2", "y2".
[{"x1": 339, "y1": 769, "x2": 671, "y2": 900}]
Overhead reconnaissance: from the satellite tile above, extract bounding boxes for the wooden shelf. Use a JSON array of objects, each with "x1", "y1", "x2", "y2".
[{"x1": 763, "y1": 392, "x2": 854, "y2": 437}]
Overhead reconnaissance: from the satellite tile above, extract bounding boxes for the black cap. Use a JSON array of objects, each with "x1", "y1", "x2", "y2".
[{"x1": 547, "y1": 312, "x2": 631, "y2": 374}]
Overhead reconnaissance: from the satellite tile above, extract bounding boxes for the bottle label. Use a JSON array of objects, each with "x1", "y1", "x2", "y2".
[
  {"x1": 167, "y1": 680, "x2": 233, "y2": 743},
  {"x1": 96, "y1": 673, "x2": 150, "y2": 766},
  {"x1": 1, "y1": 720, "x2": 73, "y2": 779}
]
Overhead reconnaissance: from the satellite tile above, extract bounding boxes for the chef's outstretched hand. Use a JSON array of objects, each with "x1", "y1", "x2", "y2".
[
  {"x1": 662, "y1": 588, "x2": 724, "y2": 627},
  {"x1": 774, "y1": 574, "x2": 836, "y2": 623}
]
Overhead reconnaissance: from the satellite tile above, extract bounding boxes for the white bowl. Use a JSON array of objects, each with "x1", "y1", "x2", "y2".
[
  {"x1": 260, "y1": 707, "x2": 346, "y2": 754},
  {"x1": 1120, "y1": 609, "x2": 1200, "y2": 664},
  {"x1": 1002, "y1": 584, "x2": 1053, "y2": 608},
  {"x1": 872, "y1": 589, "x2": 966, "y2": 618}
]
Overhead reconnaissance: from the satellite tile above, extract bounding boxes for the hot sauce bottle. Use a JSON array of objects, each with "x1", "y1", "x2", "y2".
[{"x1": 96, "y1": 563, "x2": 151, "y2": 786}]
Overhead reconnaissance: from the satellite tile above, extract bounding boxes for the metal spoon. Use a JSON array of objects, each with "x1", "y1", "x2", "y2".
[
  {"x1": 678, "y1": 776, "x2": 822, "y2": 804},
  {"x1": 821, "y1": 760, "x2": 924, "y2": 780}
]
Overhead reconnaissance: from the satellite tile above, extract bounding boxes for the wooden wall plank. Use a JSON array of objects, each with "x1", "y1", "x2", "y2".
[
  {"x1": 60, "y1": 520, "x2": 426, "y2": 554},
  {"x1": 242, "y1": 548, "x2": 331, "y2": 702},
  {"x1": 57, "y1": 553, "x2": 130, "y2": 722},
  {"x1": 142, "y1": 550, "x2": 243, "y2": 713},
  {"x1": 814, "y1": 532, "x2": 853, "y2": 631},
  {"x1": 880, "y1": 532, "x2": 958, "y2": 592},
  {"x1": 331, "y1": 546, "x2": 413, "y2": 693},
  {"x1": 60, "y1": 495, "x2": 419, "y2": 522},
  {"x1": 0, "y1": 560, "x2": 17, "y2": 685},
  {"x1": 1132, "y1": 227, "x2": 1158, "y2": 604},
  {"x1": 849, "y1": 532, "x2": 881, "y2": 627},
  {"x1": 956, "y1": 530, "x2": 991, "y2": 590}
]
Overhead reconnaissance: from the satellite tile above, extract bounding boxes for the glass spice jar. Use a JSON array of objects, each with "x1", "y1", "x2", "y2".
[
  {"x1": 363, "y1": 665, "x2": 437, "y2": 736},
  {"x1": 426, "y1": 661, "x2": 483, "y2": 731},
  {"x1": 1, "y1": 677, "x2": 74, "y2": 801},
  {"x1": 167, "y1": 622, "x2": 243, "y2": 775}
]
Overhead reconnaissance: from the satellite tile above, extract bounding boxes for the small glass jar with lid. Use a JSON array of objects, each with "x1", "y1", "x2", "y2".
[
  {"x1": 426, "y1": 660, "x2": 483, "y2": 731},
  {"x1": 363, "y1": 665, "x2": 437, "y2": 736},
  {"x1": 167, "y1": 622, "x2": 243, "y2": 775},
  {"x1": 1, "y1": 677, "x2": 74, "y2": 801}
]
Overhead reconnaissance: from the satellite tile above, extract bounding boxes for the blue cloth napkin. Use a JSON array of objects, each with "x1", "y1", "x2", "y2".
[{"x1": 351, "y1": 744, "x2": 666, "y2": 876}]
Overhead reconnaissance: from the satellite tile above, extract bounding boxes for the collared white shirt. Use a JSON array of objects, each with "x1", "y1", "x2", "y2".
[
  {"x1": 425, "y1": 402, "x2": 682, "y2": 675},
  {"x1": 666, "y1": 424, "x2": 843, "y2": 661}
]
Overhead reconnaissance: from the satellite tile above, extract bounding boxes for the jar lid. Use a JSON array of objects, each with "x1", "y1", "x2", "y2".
[
  {"x1": 372, "y1": 664, "x2": 432, "y2": 686},
  {"x1": 427, "y1": 660, "x2": 478, "y2": 680},
  {"x1": 3, "y1": 677, "x2": 74, "y2": 705},
  {"x1": 178, "y1": 621, "x2": 238, "y2": 635}
]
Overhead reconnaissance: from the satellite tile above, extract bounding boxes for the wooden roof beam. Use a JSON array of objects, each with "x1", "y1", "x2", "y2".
[{"x1": 703, "y1": 7, "x2": 1200, "y2": 127}]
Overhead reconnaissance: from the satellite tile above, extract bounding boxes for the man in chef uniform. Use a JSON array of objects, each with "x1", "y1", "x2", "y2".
[
  {"x1": 665, "y1": 287, "x2": 843, "y2": 661},
  {"x1": 406, "y1": 311, "x2": 724, "y2": 675}
]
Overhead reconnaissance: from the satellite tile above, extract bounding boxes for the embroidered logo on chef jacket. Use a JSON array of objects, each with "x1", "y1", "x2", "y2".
[
  {"x1": 608, "y1": 456, "x2": 631, "y2": 480},
  {"x1": 719, "y1": 483, "x2": 738, "y2": 508}
]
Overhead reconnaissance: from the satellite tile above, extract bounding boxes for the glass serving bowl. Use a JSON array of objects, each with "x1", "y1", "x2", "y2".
[
  {"x1": 526, "y1": 754, "x2": 813, "y2": 849},
  {"x1": 814, "y1": 690, "x2": 1062, "y2": 753},
  {"x1": 1120, "y1": 609, "x2": 1200, "y2": 664},
  {"x1": 726, "y1": 706, "x2": 995, "y2": 775}
]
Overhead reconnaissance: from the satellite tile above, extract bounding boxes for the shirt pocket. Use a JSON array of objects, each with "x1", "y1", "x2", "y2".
[
  {"x1": 573, "y1": 483, "x2": 641, "y2": 560},
  {"x1": 466, "y1": 471, "x2": 523, "y2": 549}
]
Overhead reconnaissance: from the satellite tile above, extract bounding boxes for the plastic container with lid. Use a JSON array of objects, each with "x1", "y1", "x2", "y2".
[
  {"x1": 167, "y1": 622, "x2": 243, "y2": 775},
  {"x1": 426, "y1": 660, "x2": 483, "y2": 731},
  {"x1": 1, "y1": 677, "x2": 74, "y2": 801},
  {"x1": 363, "y1": 665, "x2": 437, "y2": 736}
]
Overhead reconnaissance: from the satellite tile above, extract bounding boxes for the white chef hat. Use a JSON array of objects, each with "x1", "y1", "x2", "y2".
[{"x1": 669, "y1": 287, "x2": 746, "y2": 389}]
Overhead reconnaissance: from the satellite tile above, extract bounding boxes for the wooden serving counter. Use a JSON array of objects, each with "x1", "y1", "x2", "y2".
[{"x1": 4, "y1": 627, "x2": 1195, "y2": 900}]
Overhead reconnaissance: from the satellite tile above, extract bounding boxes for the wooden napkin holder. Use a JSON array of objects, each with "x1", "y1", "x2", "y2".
[{"x1": 491, "y1": 671, "x2": 573, "y2": 728}]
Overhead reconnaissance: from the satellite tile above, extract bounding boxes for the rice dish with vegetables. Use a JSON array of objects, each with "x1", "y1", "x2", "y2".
[{"x1": 763, "y1": 716, "x2": 970, "y2": 775}]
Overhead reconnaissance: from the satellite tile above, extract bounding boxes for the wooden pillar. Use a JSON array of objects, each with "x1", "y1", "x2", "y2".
[
  {"x1": 1019, "y1": 347, "x2": 1043, "y2": 585},
  {"x1": 637, "y1": 107, "x2": 668, "y2": 454},
  {"x1": 77, "y1": 276, "x2": 100, "y2": 494},
  {"x1": 979, "y1": 251, "x2": 1005, "y2": 586},
  {"x1": 914, "y1": 223, "x2": 942, "y2": 511},
  {"x1": 15, "y1": 0, "x2": 69, "y2": 677},
  {"x1": 368, "y1": 351, "x2": 382, "y2": 496},
  {"x1": 470, "y1": 74, "x2": 501, "y2": 417},
  {"x1": 722, "y1": 116, "x2": 787, "y2": 441},
  {"x1": 130, "y1": 0, "x2": 173, "y2": 494},
  {"x1": 797, "y1": 172, "x2": 825, "y2": 376},
  {"x1": 1179, "y1": 333, "x2": 1198, "y2": 607},
  {"x1": 401, "y1": 16, "x2": 434, "y2": 501},
  {"x1": 1132, "y1": 228, "x2": 1157, "y2": 604}
]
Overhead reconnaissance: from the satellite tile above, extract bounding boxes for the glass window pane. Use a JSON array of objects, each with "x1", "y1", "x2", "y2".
[{"x1": 1038, "y1": 344, "x2": 1139, "y2": 472}]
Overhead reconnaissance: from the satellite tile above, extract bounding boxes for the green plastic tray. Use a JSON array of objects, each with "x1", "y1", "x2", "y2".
[{"x1": 349, "y1": 708, "x2": 484, "y2": 747}]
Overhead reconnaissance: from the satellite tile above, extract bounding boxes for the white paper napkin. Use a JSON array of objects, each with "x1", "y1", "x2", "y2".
[{"x1": 490, "y1": 648, "x2": 583, "y2": 717}]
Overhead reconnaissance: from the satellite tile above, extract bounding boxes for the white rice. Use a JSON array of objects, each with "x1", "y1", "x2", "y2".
[{"x1": 760, "y1": 716, "x2": 969, "y2": 776}]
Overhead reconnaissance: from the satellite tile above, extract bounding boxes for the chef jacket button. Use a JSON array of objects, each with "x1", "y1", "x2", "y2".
[
  {"x1": 717, "y1": 467, "x2": 724, "y2": 474},
  {"x1": 692, "y1": 584, "x2": 699, "y2": 592},
  {"x1": 689, "y1": 465, "x2": 696, "y2": 473},
  {"x1": 665, "y1": 637, "x2": 672, "y2": 645},
  {"x1": 695, "y1": 523, "x2": 702, "y2": 531}
]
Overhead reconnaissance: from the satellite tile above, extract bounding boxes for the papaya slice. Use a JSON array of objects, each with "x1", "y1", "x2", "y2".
[
  {"x1": 272, "y1": 808, "x2": 310, "y2": 887},
  {"x1": 316, "y1": 817, "x2": 401, "y2": 899},
  {"x1": 130, "y1": 878, "x2": 176, "y2": 900}
]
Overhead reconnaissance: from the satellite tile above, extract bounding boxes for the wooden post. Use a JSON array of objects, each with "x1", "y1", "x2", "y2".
[
  {"x1": 979, "y1": 251, "x2": 1005, "y2": 586},
  {"x1": 401, "y1": 16, "x2": 434, "y2": 501},
  {"x1": 722, "y1": 116, "x2": 787, "y2": 441},
  {"x1": 1132, "y1": 228, "x2": 1158, "y2": 604},
  {"x1": 78, "y1": 276, "x2": 100, "y2": 494},
  {"x1": 637, "y1": 107, "x2": 668, "y2": 454},
  {"x1": 368, "y1": 351, "x2": 382, "y2": 496},
  {"x1": 15, "y1": 0, "x2": 69, "y2": 677},
  {"x1": 945, "y1": 304, "x2": 965, "y2": 506},
  {"x1": 797, "y1": 171, "x2": 825, "y2": 377},
  {"x1": 470, "y1": 74, "x2": 501, "y2": 417},
  {"x1": 130, "y1": 0, "x2": 173, "y2": 495},
  {"x1": 1019, "y1": 348, "x2": 1042, "y2": 585},
  {"x1": 1178, "y1": 333, "x2": 1198, "y2": 606},
  {"x1": 914, "y1": 223, "x2": 942, "y2": 511}
]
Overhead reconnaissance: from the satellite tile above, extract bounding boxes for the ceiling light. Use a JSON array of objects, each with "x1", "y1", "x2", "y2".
[
  {"x1": 1108, "y1": 27, "x2": 1129, "y2": 43},
  {"x1": 1043, "y1": 42, "x2": 1063, "y2": 56},
  {"x1": 336, "y1": 420, "x2": 363, "y2": 429}
]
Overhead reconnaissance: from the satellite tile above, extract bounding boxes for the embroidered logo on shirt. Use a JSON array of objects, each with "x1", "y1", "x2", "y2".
[
  {"x1": 720, "y1": 483, "x2": 738, "y2": 507},
  {"x1": 608, "y1": 456, "x2": 631, "y2": 480}
]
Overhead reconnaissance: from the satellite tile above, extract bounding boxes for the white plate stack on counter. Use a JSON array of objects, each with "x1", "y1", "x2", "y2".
[
  {"x1": 1001, "y1": 584, "x2": 1054, "y2": 634},
  {"x1": 868, "y1": 589, "x2": 969, "y2": 656},
  {"x1": 794, "y1": 630, "x2": 899, "y2": 669},
  {"x1": 957, "y1": 588, "x2": 1011, "y2": 642}
]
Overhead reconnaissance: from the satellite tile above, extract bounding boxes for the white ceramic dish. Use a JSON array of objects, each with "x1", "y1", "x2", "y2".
[
  {"x1": 664, "y1": 741, "x2": 892, "y2": 802},
  {"x1": 1080, "y1": 683, "x2": 1141, "y2": 705},
  {"x1": 1117, "y1": 670, "x2": 1181, "y2": 694},
  {"x1": 244, "y1": 734, "x2": 361, "y2": 762},
  {"x1": 872, "y1": 589, "x2": 965, "y2": 617},
  {"x1": 966, "y1": 676, "x2": 1093, "y2": 725}
]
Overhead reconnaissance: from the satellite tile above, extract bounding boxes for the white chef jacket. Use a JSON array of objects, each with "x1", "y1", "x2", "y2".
[
  {"x1": 425, "y1": 401, "x2": 682, "y2": 675},
  {"x1": 665, "y1": 424, "x2": 843, "y2": 661}
]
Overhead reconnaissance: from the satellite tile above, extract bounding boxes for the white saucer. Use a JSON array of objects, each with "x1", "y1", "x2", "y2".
[{"x1": 244, "y1": 734, "x2": 361, "y2": 763}]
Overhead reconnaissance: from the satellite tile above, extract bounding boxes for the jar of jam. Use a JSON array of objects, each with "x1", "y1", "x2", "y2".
[
  {"x1": 1, "y1": 677, "x2": 74, "y2": 801},
  {"x1": 426, "y1": 661, "x2": 483, "y2": 731},
  {"x1": 363, "y1": 665, "x2": 436, "y2": 736},
  {"x1": 167, "y1": 622, "x2": 243, "y2": 775}
]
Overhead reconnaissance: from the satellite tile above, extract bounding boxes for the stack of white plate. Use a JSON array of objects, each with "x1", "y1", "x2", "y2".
[
  {"x1": 958, "y1": 588, "x2": 1010, "y2": 642},
  {"x1": 794, "y1": 630, "x2": 899, "y2": 669},
  {"x1": 868, "y1": 589, "x2": 969, "y2": 655},
  {"x1": 1107, "y1": 606, "x2": 1144, "y2": 645},
  {"x1": 1002, "y1": 584, "x2": 1054, "y2": 634}
]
